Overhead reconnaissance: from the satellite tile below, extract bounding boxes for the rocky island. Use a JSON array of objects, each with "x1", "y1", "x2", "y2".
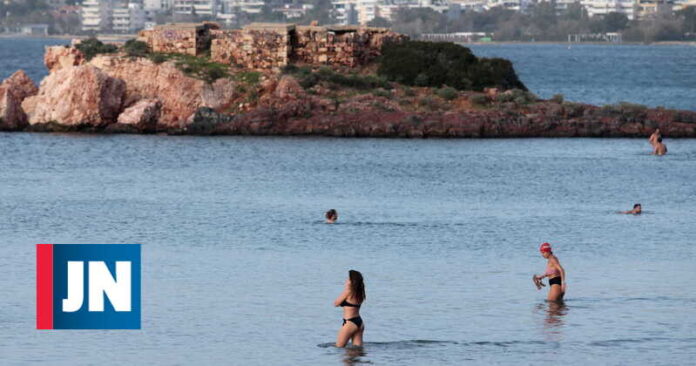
[{"x1": 1, "y1": 22, "x2": 695, "y2": 137}]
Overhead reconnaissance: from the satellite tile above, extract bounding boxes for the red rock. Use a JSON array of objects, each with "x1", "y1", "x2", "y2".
[
  {"x1": 0, "y1": 70, "x2": 38, "y2": 130},
  {"x1": 44, "y1": 46, "x2": 85, "y2": 73},
  {"x1": 116, "y1": 99, "x2": 161, "y2": 130},
  {"x1": 89, "y1": 54, "x2": 235, "y2": 129},
  {"x1": 23, "y1": 64, "x2": 125, "y2": 127},
  {"x1": 273, "y1": 76, "x2": 304, "y2": 99}
]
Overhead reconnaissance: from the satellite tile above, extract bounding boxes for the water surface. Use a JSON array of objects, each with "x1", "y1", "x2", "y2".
[{"x1": 0, "y1": 134, "x2": 694, "y2": 365}]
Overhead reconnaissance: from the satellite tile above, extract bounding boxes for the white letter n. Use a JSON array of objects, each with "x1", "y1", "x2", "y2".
[{"x1": 88, "y1": 261, "x2": 132, "y2": 312}]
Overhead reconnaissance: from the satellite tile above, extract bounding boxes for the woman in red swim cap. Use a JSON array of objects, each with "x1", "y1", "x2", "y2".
[{"x1": 534, "y1": 242, "x2": 566, "y2": 302}]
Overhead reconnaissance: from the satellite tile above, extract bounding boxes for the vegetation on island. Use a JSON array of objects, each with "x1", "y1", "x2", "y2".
[
  {"x1": 70, "y1": 37, "x2": 530, "y2": 108},
  {"x1": 77, "y1": 38, "x2": 230, "y2": 83},
  {"x1": 377, "y1": 41, "x2": 526, "y2": 91},
  {"x1": 75, "y1": 38, "x2": 118, "y2": 61}
]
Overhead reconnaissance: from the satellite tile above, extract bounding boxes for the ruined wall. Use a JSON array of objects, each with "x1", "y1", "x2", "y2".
[
  {"x1": 292, "y1": 26, "x2": 405, "y2": 67},
  {"x1": 139, "y1": 23, "x2": 219, "y2": 56},
  {"x1": 142, "y1": 23, "x2": 407, "y2": 71},
  {"x1": 210, "y1": 29, "x2": 291, "y2": 71}
]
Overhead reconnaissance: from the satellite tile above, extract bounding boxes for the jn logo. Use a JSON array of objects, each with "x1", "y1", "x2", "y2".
[{"x1": 37, "y1": 244, "x2": 141, "y2": 329}]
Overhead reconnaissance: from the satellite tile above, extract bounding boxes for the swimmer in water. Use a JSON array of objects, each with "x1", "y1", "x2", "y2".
[
  {"x1": 653, "y1": 137, "x2": 667, "y2": 155},
  {"x1": 534, "y1": 243, "x2": 566, "y2": 302},
  {"x1": 621, "y1": 203, "x2": 642, "y2": 215},
  {"x1": 334, "y1": 270, "x2": 365, "y2": 347},
  {"x1": 649, "y1": 128, "x2": 661, "y2": 147},
  {"x1": 325, "y1": 209, "x2": 338, "y2": 224}
]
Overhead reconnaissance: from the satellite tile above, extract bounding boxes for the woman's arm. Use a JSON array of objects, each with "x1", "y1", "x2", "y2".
[
  {"x1": 333, "y1": 289, "x2": 349, "y2": 307},
  {"x1": 333, "y1": 280, "x2": 351, "y2": 306},
  {"x1": 552, "y1": 257, "x2": 567, "y2": 292}
]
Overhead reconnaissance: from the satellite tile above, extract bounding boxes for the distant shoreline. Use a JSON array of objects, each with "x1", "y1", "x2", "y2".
[{"x1": 2, "y1": 33, "x2": 696, "y2": 46}]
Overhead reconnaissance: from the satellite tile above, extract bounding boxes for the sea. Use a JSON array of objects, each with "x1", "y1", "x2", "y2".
[{"x1": 0, "y1": 38, "x2": 695, "y2": 365}]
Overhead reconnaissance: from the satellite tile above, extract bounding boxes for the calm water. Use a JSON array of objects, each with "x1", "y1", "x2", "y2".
[
  {"x1": 1, "y1": 38, "x2": 695, "y2": 110},
  {"x1": 469, "y1": 43, "x2": 696, "y2": 111},
  {"x1": 0, "y1": 134, "x2": 695, "y2": 365}
]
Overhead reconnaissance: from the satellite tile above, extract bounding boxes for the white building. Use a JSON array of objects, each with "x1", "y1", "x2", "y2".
[
  {"x1": 112, "y1": 3, "x2": 146, "y2": 33},
  {"x1": 333, "y1": 0, "x2": 449, "y2": 25},
  {"x1": 216, "y1": 0, "x2": 264, "y2": 24},
  {"x1": 448, "y1": 0, "x2": 487, "y2": 11},
  {"x1": 81, "y1": 0, "x2": 113, "y2": 32},
  {"x1": 486, "y1": 0, "x2": 523, "y2": 11},
  {"x1": 173, "y1": 0, "x2": 217, "y2": 17},
  {"x1": 144, "y1": 0, "x2": 172, "y2": 10},
  {"x1": 581, "y1": 0, "x2": 635, "y2": 19},
  {"x1": 377, "y1": 0, "x2": 450, "y2": 21}
]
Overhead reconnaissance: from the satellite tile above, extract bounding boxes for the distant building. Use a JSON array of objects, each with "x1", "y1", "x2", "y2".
[
  {"x1": 112, "y1": 3, "x2": 146, "y2": 33},
  {"x1": 173, "y1": 0, "x2": 217, "y2": 17},
  {"x1": 272, "y1": 4, "x2": 315, "y2": 19},
  {"x1": 333, "y1": 0, "x2": 450, "y2": 25},
  {"x1": 449, "y1": 0, "x2": 487, "y2": 11},
  {"x1": 21, "y1": 24, "x2": 49, "y2": 36},
  {"x1": 377, "y1": 0, "x2": 450, "y2": 22},
  {"x1": 486, "y1": 0, "x2": 523, "y2": 11},
  {"x1": 581, "y1": 0, "x2": 635, "y2": 19},
  {"x1": 81, "y1": 0, "x2": 113, "y2": 32},
  {"x1": 635, "y1": 0, "x2": 674, "y2": 19}
]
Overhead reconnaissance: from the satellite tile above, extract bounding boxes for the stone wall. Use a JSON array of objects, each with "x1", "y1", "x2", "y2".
[
  {"x1": 292, "y1": 25, "x2": 407, "y2": 67},
  {"x1": 138, "y1": 22, "x2": 219, "y2": 56},
  {"x1": 210, "y1": 24, "x2": 293, "y2": 71},
  {"x1": 141, "y1": 22, "x2": 407, "y2": 71}
]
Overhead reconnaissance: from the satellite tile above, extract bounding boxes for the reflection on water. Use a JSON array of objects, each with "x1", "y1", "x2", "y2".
[
  {"x1": 342, "y1": 346, "x2": 367, "y2": 366},
  {"x1": 536, "y1": 302, "x2": 569, "y2": 341}
]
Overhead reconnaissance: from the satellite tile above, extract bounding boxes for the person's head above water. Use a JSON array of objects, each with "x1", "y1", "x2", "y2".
[
  {"x1": 325, "y1": 209, "x2": 338, "y2": 223},
  {"x1": 348, "y1": 270, "x2": 366, "y2": 303},
  {"x1": 539, "y1": 242, "x2": 553, "y2": 258},
  {"x1": 633, "y1": 203, "x2": 642, "y2": 213},
  {"x1": 657, "y1": 137, "x2": 663, "y2": 143}
]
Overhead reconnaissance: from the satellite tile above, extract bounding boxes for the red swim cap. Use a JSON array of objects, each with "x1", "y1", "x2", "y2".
[{"x1": 539, "y1": 242, "x2": 552, "y2": 253}]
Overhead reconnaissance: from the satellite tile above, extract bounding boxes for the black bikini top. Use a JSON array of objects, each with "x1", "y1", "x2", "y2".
[{"x1": 340, "y1": 299, "x2": 361, "y2": 308}]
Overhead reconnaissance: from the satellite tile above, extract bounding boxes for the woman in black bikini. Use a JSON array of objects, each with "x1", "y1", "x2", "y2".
[{"x1": 333, "y1": 270, "x2": 365, "y2": 347}]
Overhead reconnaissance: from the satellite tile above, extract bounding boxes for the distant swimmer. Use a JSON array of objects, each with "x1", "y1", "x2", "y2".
[
  {"x1": 533, "y1": 243, "x2": 566, "y2": 302},
  {"x1": 334, "y1": 270, "x2": 365, "y2": 347},
  {"x1": 325, "y1": 209, "x2": 338, "y2": 224},
  {"x1": 649, "y1": 128, "x2": 661, "y2": 147},
  {"x1": 621, "y1": 203, "x2": 642, "y2": 215},
  {"x1": 653, "y1": 137, "x2": 667, "y2": 156}
]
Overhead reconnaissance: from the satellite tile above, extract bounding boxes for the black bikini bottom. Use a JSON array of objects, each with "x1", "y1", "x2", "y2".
[
  {"x1": 343, "y1": 316, "x2": 363, "y2": 328},
  {"x1": 549, "y1": 276, "x2": 562, "y2": 286}
]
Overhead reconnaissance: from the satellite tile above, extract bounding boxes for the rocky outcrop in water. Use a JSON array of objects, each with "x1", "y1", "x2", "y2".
[
  {"x1": 2, "y1": 45, "x2": 695, "y2": 138},
  {"x1": 88, "y1": 54, "x2": 236, "y2": 128},
  {"x1": 23, "y1": 64, "x2": 125, "y2": 128},
  {"x1": 0, "y1": 70, "x2": 38, "y2": 130}
]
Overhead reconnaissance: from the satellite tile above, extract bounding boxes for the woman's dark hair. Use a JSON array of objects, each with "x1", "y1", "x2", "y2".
[
  {"x1": 325, "y1": 209, "x2": 337, "y2": 220},
  {"x1": 349, "y1": 270, "x2": 366, "y2": 303},
  {"x1": 634, "y1": 203, "x2": 641, "y2": 208},
  {"x1": 657, "y1": 137, "x2": 663, "y2": 143}
]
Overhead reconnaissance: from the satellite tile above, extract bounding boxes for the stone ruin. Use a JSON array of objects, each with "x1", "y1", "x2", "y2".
[{"x1": 138, "y1": 22, "x2": 408, "y2": 72}]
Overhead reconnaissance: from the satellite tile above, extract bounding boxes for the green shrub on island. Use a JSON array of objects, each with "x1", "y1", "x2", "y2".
[
  {"x1": 283, "y1": 65, "x2": 391, "y2": 91},
  {"x1": 149, "y1": 53, "x2": 168, "y2": 64},
  {"x1": 436, "y1": 87, "x2": 458, "y2": 101},
  {"x1": 377, "y1": 41, "x2": 526, "y2": 92},
  {"x1": 372, "y1": 88, "x2": 392, "y2": 98},
  {"x1": 496, "y1": 89, "x2": 537, "y2": 105},
  {"x1": 469, "y1": 94, "x2": 489, "y2": 106},
  {"x1": 123, "y1": 39, "x2": 149, "y2": 58},
  {"x1": 75, "y1": 38, "x2": 118, "y2": 61},
  {"x1": 149, "y1": 53, "x2": 229, "y2": 83},
  {"x1": 235, "y1": 71, "x2": 262, "y2": 85},
  {"x1": 551, "y1": 94, "x2": 564, "y2": 104}
]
